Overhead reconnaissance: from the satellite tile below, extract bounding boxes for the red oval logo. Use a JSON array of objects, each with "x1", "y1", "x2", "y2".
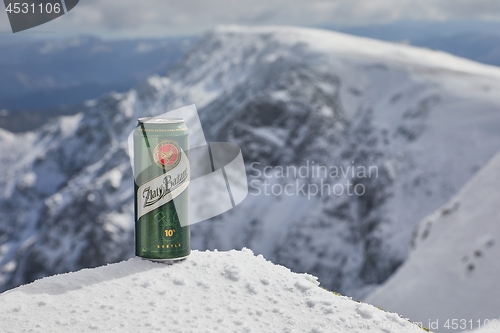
[
  {"x1": 153, "y1": 140, "x2": 182, "y2": 170},
  {"x1": 157, "y1": 143, "x2": 179, "y2": 166}
]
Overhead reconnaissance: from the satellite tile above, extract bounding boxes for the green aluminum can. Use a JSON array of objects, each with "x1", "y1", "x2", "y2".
[{"x1": 134, "y1": 117, "x2": 190, "y2": 262}]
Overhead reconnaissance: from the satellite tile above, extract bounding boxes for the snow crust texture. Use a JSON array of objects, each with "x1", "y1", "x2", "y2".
[{"x1": 0, "y1": 249, "x2": 425, "y2": 333}]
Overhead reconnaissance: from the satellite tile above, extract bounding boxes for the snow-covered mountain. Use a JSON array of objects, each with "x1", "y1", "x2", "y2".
[
  {"x1": 0, "y1": 249, "x2": 427, "y2": 333},
  {"x1": 2, "y1": 25, "x2": 500, "y2": 299},
  {"x1": 365, "y1": 150, "x2": 500, "y2": 332}
]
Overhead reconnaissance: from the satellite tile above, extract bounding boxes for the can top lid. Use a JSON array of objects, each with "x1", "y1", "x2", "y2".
[{"x1": 138, "y1": 117, "x2": 184, "y2": 124}]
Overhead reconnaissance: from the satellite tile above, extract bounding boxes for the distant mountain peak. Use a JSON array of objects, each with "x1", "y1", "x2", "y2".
[{"x1": 209, "y1": 24, "x2": 500, "y2": 78}]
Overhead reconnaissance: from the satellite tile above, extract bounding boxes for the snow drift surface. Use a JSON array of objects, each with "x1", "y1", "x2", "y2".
[
  {"x1": 3, "y1": 25, "x2": 500, "y2": 299},
  {"x1": 0, "y1": 249, "x2": 426, "y2": 333},
  {"x1": 365, "y1": 151, "x2": 500, "y2": 332}
]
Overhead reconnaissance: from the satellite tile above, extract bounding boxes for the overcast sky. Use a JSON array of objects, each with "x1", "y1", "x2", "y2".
[{"x1": 1, "y1": 0, "x2": 500, "y2": 38}]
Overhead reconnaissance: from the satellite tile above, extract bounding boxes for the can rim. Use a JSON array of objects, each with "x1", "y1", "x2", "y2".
[
  {"x1": 137, "y1": 117, "x2": 152, "y2": 123},
  {"x1": 138, "y1": 117, "x2": 184, "y2": 124}
]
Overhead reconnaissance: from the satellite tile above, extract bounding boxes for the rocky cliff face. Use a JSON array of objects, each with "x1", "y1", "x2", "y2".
[{"x1": 2, "y1": 26, "x2": 500, "y2": 298}]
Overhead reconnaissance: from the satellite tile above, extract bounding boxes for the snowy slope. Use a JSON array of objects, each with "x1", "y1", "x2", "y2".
[
  {"x1": 0, "y1": 249, "x2": 427, "y2": 333},
  {"x1": 2, "y1": 25, "x2": 500, "y2": 299},
  {"x1": 365, "y1": 151, "x2": 500, "y2": 332}
]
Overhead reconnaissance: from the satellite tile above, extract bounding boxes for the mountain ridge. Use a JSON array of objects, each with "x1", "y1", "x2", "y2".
[{"x1": 212, "y1": 24, "x2": 500, "y2": 78}]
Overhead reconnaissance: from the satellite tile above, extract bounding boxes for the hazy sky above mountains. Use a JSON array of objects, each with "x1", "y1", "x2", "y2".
[{"x1": 1, "y1": 0, "x2": 500, "y2": 38}]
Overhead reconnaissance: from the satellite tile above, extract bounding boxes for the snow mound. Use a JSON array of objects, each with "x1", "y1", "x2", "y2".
[{"x1": 0, "y1": 249, "x2": 425, "y2": 333}]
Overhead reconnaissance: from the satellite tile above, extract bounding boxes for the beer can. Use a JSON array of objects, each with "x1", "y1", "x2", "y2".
[{"x1": 134, "y1": 117, "x2": 190, "y2": 262}]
